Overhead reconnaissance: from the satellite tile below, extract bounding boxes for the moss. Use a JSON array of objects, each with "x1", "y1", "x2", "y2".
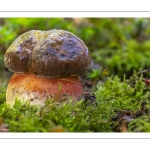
[
  {"x1": 128, "y1": 115, "x2": 150, "y2": 132},
  {"x1": 1, "y1": 71, "x2": 150, "y2": 132}
]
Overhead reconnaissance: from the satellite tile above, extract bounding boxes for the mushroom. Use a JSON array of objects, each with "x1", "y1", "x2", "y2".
[{"x1": 4, "y1": 29, "x2": 91, "y2": 106}]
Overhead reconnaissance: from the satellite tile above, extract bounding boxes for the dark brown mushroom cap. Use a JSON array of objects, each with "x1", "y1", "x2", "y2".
[{"x1": 4, "y1": 29, "x2": 91, "y2": 78}]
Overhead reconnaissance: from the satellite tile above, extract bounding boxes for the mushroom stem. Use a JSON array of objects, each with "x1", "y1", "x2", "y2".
[{"x1": 6, "y1": 73, "x2": 83, "y2": 106}]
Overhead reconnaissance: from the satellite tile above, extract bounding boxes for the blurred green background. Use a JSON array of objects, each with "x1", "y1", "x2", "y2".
[{"x1": 1, "y1": 18, "x2": 150, "y2": 82}]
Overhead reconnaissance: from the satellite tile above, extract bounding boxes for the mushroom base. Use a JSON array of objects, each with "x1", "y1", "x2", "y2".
[{"x1": 6, "y1": 73, "x2": 83, "y2": 107}]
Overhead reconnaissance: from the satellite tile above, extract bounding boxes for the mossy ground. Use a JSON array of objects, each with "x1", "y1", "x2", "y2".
[
  {"x1": 1, "y1": 71, "x2": 150, "y2": 132},
  {"x1": 1, "y1": 18, "x2": 150, "y2": 132}
]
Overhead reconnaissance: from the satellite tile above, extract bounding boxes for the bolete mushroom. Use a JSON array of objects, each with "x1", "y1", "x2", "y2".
[{"x1": 4, "y1": 29, "x2": 91, "y2": 106}]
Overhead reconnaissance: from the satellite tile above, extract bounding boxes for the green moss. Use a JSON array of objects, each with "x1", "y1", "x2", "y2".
[
  {"x1": 1, "y1": 71, "x2": 150, "y2": 132},
  {"x1": 128, "y1": 115, "x2": 150, "y2": 132},
  {"x1": 0, "y1": 83, "x2": 6, "y2": 104}
]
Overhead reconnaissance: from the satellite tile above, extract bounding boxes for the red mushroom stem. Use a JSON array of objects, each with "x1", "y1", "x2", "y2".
[{"x1": 6, "y1": 73, "x2": 83, "y2": 106}]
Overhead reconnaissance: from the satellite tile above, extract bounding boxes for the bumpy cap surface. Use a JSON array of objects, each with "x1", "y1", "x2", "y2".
[{"x1": 4, "y1": 29, "x2": 91, "y2": 78}]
